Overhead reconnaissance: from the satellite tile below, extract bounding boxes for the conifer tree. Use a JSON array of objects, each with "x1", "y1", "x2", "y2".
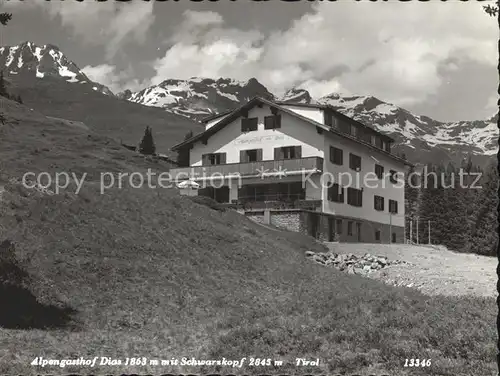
[
  {"x1": 404, "y1": 164, "x2": 419, "y2": 241},
  {"x1": 0, "y1": 71, "x2": 8, "y2": 98},
  {"x1": 0, "y1": 13, "x2": 12, "y2": 26},
  {"x1": 443, "y1": 163, "x2": 469, "y2": 251},
  {"x1": 139, "y1": 126, "x2": 156, "y2": 155},
  {"x1": 469, "y1": 161, "x2": 498, "y2": 256},
  {"x1": 418, "y1": 163, "x2": 448, "y2": 245}
]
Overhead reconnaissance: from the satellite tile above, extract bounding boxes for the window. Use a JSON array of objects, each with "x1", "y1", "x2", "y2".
[
  {"x1": 241, "y1": 117, "x2": 258, "y2": 132},
  {"x1": 391, "y1": 232, "x2": 397, "y2": 243},
  {"x1": 339, "y1": 121, "x2": 350, "y2": 134},
  {"x1": 385, "y1": 142, "x2": 391, "y2": 153},
  {"x1": 336, "y1": 219, "x2": 342, "y2": 234},
  {"x1": 328, "y1": 183, "x2": 344, "y2": 203},
  {"x1": 382, "y1": 141, "x2": 387, "y2": 151},
  {"x1": 330, "y1": 146, "x2": 343, "y2": 165},
  {"x1": 389, "y1": 199, "x2": 398, "y2": 214},
  {"x1": 347, "y1": 187, "x2": 363, "y2": 207},
  {"x1": 349, "y1": 153, "x2": 361, "y2": 171},
  {"x1": 331, "y1": 116, "x2": 338, "y2": 128},
  {"x1": 202, "y1": 152, "x2": 226, "y2": 166},
  {"x1": 371, "y1": 135, "x2": 377, "y2": 146},
  {"x1": 240, "y1": 149, "x2": 262, "y2": 163},
  {"x1": 375, "y1": 164, "x2": 384, "y2": 179},
  {"x1": 350, "y1": 125, "x2": 358, "y2": 138},
  {"x1": 264, "y1": 115, "x2": 281, "y2": 130},
  {"x1": 324, "y1": 112, "x2": 338, "y2": 128},
  {"x1": 347, "y1": 221, "x2": 353, "y2": 236},
  {"x1": 274, "y1": 146, "x2": 301, "y2": 160},
  {"x1": 389, "y1": 170, "x2": 398, "y2": 184},
  {"x1": 375, "y1": 230, "x2": 381, "y2": 241},
  {"x1": 374, "y1": 195, "x2": 384, "y2": 211}
]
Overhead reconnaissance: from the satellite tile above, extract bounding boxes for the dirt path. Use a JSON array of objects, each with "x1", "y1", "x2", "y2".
[{"x1": 324, "y1": 243, "x2": 497, "y2": 298}]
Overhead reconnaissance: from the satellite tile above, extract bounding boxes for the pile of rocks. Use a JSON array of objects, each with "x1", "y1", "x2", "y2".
[{"x1": 305, "y1": 251, "x2": 410, "y2": 275}]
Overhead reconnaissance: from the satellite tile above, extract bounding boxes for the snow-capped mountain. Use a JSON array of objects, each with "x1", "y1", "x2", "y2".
[
  {"x1": 316, "y1": 93, "x2": 498, "y2": 159},
  {"x1": 0, "y1": 41, "x2": 112, "y2": 95},
  {"x1": 121, "y1": 77, "x2": 274, "y2": 120},
  {"x1": 280, "y1": 88, "x2": 313, "y2": 104}
]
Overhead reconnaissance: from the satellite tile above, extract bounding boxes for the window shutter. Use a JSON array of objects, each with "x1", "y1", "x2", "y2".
[
  {"x1": 240, "y1": 150, "x2": 246, "y2": 163},
  {"x1": 220, "y1": 153, "x2": 226, "y2": 164},
  {"x1": 274, "y1": 147, "x2": 281, "y2": 160},
  {"x1": 257, "y1": 149, "x2": 263, "y2": 161},
  {"x1": 202, "y1": 154, "x2": 209, "y2": 166},
  {"x1": 295, "y1": 146, "x2": 302, "y2": 158}
]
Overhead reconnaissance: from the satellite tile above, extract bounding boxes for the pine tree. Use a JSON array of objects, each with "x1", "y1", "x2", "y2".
[
  {"x1": 0, "y1": 71, "x2": 8, "y2": 98},
  {"x1": 469, "y1": 161, "x2": 498, "y2": 256},
  {"x1": 404, "y1": 164, "x2": 419, "y2": 241},
  {"x1": 417, "y1": 163, "x2": 449, "y2": 246},
  {"x1": 442, "y1": 163, "x2": 469, "y2": 251},
  {"x1": 176, "y1": 130, "x2": 193, "y2": 167},
  {"x1": 138, "y1": 126, "x2": 156, "y2": 155},
  {"x1": 0, "y1": 13, "x2": 12, "y2": 26}
]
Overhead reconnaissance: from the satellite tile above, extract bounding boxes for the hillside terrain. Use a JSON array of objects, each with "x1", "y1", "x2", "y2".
[
  {"x1": 0, "y1": 96, "x2": 496, "y2": 375},
  {"x1": 0, "y1": 42, "x2": 203, "y2": 156}
]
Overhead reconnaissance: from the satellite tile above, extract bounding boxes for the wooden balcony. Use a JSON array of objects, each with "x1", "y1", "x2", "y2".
[
  {"x1": 171, "y1": 157, "x2": 323, "y2": 180},
  {"x1": 226, "y1": 198, "x2": 322, "y2": 211}
]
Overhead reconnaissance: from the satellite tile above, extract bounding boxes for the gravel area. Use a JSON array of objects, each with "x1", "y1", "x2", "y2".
[{"x1": 324, "y1": 243, "x2": 497, "y2": 298}]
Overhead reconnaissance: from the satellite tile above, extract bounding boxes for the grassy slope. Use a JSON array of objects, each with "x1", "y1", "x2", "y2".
[
  {"x1": 0, "y1": 97, "x2": 496, "y2": 375},
  {"x1": 6, "y1": 75, "x2": 204, "y2": 154}
]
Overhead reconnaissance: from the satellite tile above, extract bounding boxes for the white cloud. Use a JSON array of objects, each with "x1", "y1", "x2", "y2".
[
  {"x1": 151, "y1": 2, "x2": 497, "y2": 106},
  {"x1": 5, "y1": 0, "x2": 154, "y2": 60},
  {"x1": 150, "y1": 10, "x2": 265, "y2": 86},
  {"x1": 485, "y1": 93, "x2": 499, "y2": 118},
  {"x1": 82, "y1": 64, "x2": 148, "y2": 94}
]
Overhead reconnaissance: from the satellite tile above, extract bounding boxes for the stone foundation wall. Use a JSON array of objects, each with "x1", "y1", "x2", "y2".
[
  {"x1": 244, "y1": 209, "x2": 404, "y2": 244},
  {"x1": 270, "y1": 212, "x2": 301, "y2": 232}
]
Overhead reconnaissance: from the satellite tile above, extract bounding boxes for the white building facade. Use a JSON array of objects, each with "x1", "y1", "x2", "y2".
[{"x1": 171, "y1": 97, "x2": 412, "y2": 243}]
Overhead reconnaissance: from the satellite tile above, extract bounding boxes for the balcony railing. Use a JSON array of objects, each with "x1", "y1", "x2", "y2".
[
  {"x1": 222, "y1": 193, "x2": 322, "y2": 211},
  {"x1": 172, "y1": 157, "x2": 323, "y2": 180}
]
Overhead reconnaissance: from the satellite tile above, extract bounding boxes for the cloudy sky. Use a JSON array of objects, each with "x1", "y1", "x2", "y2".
[{"x1": 2, "y1": 0, "x2": 498, "y2": 122}]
